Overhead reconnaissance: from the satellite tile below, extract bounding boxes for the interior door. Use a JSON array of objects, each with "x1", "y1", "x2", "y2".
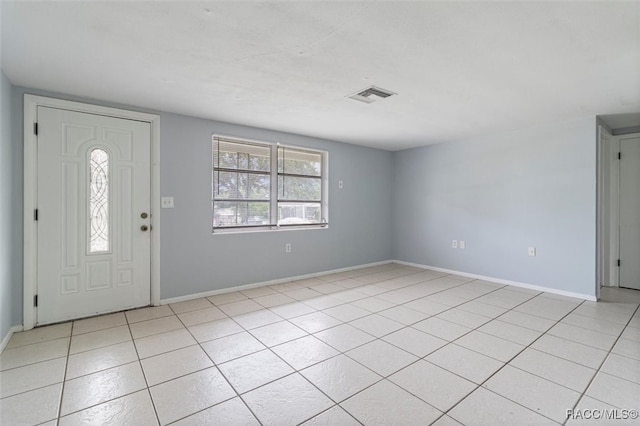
[
  {"x1": 36, "y1": 106, "x2": 151, "y2": 324},
  {"x1": 619, "y1": 136, "x2": 640, "y2": 290}
]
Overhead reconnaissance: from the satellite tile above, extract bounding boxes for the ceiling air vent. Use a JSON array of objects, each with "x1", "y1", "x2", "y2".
[{"x1": 347, "y1": 86, "x2": 397, "y2": 104}]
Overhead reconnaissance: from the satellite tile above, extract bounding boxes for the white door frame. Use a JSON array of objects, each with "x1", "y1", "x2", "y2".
[
  {"x1": 23, "y1": 94, "x2": 161, "y2": 330},
  {"x1": 616, "y1": 133, "x2": 640, "y2": 290},
  {"x1": 597, "y1": 128, "x2": 640, "y2": 294},
  {"x1": 597, "y1": 125, "x2": 617, "y2": 295},
  {"x1": 609, "y1": 134, "x2": 621, "y2": 289}
]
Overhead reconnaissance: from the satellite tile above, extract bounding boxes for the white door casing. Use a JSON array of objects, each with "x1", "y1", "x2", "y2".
[
  {"x1": 619, "y1": 136, "x2": 640, "y2": 290},
  {"x1": 24, "y1": 95, "x2": 161, "y2": 329},
  {"x1": 597, "y1": 126, "x2": 612, "y2": 296}
]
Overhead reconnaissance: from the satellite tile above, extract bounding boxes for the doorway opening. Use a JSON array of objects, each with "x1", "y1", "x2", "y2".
[
  {"x1": 597, "y1": 113, "x2": 640, "y2": 299},
  {"x1": 23, "y1": 95, "x2": 161, "y2": 330}
]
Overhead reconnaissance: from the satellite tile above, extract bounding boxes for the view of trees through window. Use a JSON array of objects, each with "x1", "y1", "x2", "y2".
[{"x1": 213, "y1": 136, "x2": 326, "y2": 230}]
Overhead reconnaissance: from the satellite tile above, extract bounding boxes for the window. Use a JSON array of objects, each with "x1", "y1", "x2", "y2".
[
  {"x1": 213, "y1": 135, "x2": 328, "y2": 232},
  {"x1": 89, "y1": 148, "x2": 110, "y2": 252}
]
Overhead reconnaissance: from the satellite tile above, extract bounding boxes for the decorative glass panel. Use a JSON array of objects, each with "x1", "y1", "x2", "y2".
[{"x1": 89, "y1": 149, "x2": 109, "y2": 252}]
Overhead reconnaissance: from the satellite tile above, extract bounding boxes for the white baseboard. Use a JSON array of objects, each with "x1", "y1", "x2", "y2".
[
  {"x1": 160, "y1": 260, "x2": 393, "y2": 305},
  {"x1": 162, "y1": 257, "x2": 597, "y2": 305},
  {"x1": 392, "y1": 260, "x2": 597, "y2": 302},
  {"x1": 1, "y1": 325, "x2": 24, "y2": 353}
]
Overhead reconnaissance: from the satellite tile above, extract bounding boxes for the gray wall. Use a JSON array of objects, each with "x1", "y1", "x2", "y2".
[
  {"x1": 392, "y1": 117, "x2": 597, "y2": 297},
  {"x1": 9, "y1": 86, "x2": 393, "y2": 325},
  {"x1": 3, "y1": 82, "x2": 600, "y2": 330},
  {"x1": 1, "y1": 70, "x2": 18, "y2": 337},
  {"x1": 160, "y1": 113, "x2": 393, "y2": 298}
]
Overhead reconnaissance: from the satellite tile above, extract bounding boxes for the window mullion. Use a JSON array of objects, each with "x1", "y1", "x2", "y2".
[{"x1": 270, "y1": 144, "x2": 278, "y2": 226}]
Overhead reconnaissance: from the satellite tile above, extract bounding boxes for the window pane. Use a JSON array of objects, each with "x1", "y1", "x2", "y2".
[
  {"x1": 214, "y1": 139, "x2": 270, "y2": 171},
  {"x1": 278, "y1": 175, "x2": 321, "y2": 201},
  {"x1": 214, "y1": 201, "x2": 270, "y2": 227},
  {"x1": 247, "y1": 202, "x2": 270, "y2": 225},
  {"x1": 278, "y1": 147, "x2": 321, "y2": 176},
  {"x1": 248, "y1": 174, "x2": 270, "y2": 199},
  {"x1": 278, "y1": 202, "x2": 321, "y2": 225},
  {"x1": 213, "y1": 201, "x2": 236, "y2": 227},
  {"x1": 214, "y1": 171, "x2": 238, "y2": 199},
  {"x1": 214, "y1": 172, "x2": 270, "y2": 200}
]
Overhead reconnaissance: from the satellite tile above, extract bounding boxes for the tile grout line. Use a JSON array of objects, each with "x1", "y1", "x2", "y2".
[
  {"x1": 226, "y1": 312, "x2": 359, "y2": 426},
  {"x1": 70, "y1": 286, "x2": 638, "y2": 423},
  {"x1": 53, "y1": 312, "x2": 161, "y2": 424},
  {"x1": 560, "y1": 302, "x2": 640, "y2": 426},
  {"x1": 167, "y1": 304, "x2": 264, "y2": 426},
  {"x1": 393, "y1": 289, "x2": 550, "y2": 420},
  {"x1": 124, "y1": 312, "x2": 163, "y2": 426},
  {"x1": 54, "y1": 322, "x2": 74, "y2": 425},
  {"x1": 167, "y1": 269, "x2": 460, "y2": 424},
  {"x1": 7, "y1": 265, "x2": 637, "y2": 426},
  {"x1": 287, "y1": 279, "x2": 522, "y2": 423},
  {"x1": 5, "y1": 271, "x2": 492, "y2": 424},
  {"x1": 332, "y1": 281, "x2": 527, "y2": 422},
  {"x1": 428, "y1": 293, "x2": 589, "y2": 425}
]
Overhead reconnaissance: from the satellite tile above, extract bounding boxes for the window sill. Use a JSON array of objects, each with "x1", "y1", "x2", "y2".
[{"x1": 212, "y1": 224, "x2": 329, "y2": 235}]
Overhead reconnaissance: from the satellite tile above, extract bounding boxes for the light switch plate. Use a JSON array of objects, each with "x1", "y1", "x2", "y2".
[{"x1": 161, "y1": 196, "x2": 174, "y2": 208}]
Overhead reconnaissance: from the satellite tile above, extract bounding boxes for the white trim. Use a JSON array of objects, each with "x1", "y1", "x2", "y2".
[
  {"x1": 610, "y1": 134, "x2": 621, "y2": 288},
  {"x1": 597, "y1": 125, "x2": 614, "y2": 295},
  {"x1": 599, "y1": 132, "x2": 640, "y2": 290},
  {"x1": 23, "y1": 94, "x2": 161, "y2": 330},
  {"x1": 0, "y1": 325, "x2": 24, "y2": 353},
  {"x1": 151, "y1": 117, "x2": 161, "y2": 306},
  {"x1": 391, "y1": 260, "x2": 598, "y2": 301},
  {"x1": 160, "y1": 260, "x2": 391, "y2": 305},
  {"x1": 161, "y1": 258, "x2": 598, "y2": 305},
  {"x1": 616, "y1": 133, "x2": 640, "y2": 291}
]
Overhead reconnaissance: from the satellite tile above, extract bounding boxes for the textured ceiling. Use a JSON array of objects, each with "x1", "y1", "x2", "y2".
[{"x1": 2, "y1": 1, "x2": 639, "y2": 150}]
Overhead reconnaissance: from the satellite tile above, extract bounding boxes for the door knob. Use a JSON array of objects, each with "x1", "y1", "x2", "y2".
[{"x1": 140, "y1": 225, "x2": 149, "y2": 232}]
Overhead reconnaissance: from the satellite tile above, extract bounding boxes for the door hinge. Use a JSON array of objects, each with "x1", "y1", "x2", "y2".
[
  {"x1": 34, "y1": 209, "x2": 38, "y2": 221},
  {"x1": 618, "y1": 152, "x2": 621, "y2": 160},
  {"x1": 617, "y1": 259, "x2": 621, "y2": 267},
  {"x1": 34, "y1": 295, "x2": 38, "y2": 307},
  {"x1": 34, "y1": 122, "x2": 38, "y2": 135}
]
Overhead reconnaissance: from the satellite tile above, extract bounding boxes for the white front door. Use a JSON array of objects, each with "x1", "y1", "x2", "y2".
[
  {"x1": 36, "y1": 106, "x2": 152, "y2": 324},
  {"x1": 619, "y1": 136, "x2": 640, "y2": 291}
]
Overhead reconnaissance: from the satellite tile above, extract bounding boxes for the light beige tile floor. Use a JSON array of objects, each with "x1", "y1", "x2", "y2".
[{"x1": 1, "y1": 263, "x2": 639, "y2": 425}]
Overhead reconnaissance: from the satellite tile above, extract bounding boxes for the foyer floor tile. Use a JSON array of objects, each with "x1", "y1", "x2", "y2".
[{"x1": 2, "y1": 263, "x2": 638, "y2": 426}]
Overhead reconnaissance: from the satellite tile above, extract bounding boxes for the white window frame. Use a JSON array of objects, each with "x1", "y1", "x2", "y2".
[{"x1": 212, "y1": 134, "x2": 329, "y2": 233}]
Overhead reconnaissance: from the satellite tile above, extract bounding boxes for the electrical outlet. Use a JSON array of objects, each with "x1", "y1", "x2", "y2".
[
  {"x1": 460, "y1": 241, "x2": 466, "y2": 249},
  {"x1": 528, "y1": 247, "x2": 536, "y2": 257},
  {"x1": 161, "y1": 196, "x2": 174, "y2": 208},
  {"x1": 285, "y1": 243, "x2": 292, "y2": 253},
  {"x1": 452, "y1": 240, "x2": 458, "y2": 249}
]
